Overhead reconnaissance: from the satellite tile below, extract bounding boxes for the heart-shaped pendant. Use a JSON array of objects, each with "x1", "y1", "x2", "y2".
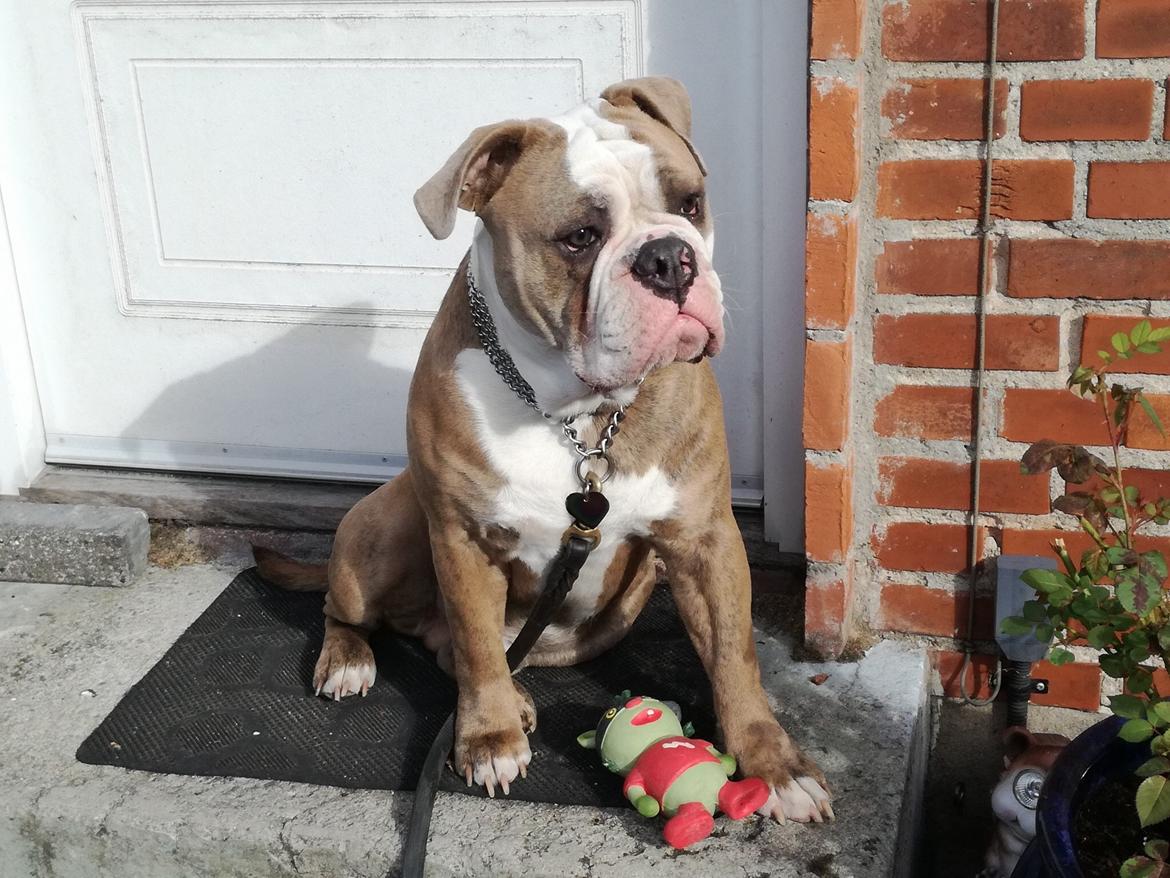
[{"x1": 565, "y1": 491, "x2": 610, "y2": 529}]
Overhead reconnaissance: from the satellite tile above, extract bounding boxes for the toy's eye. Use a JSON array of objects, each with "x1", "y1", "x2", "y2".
[
  {"x1": 604, "y1": 707, "x2": 617, "y2": 719},
  {"x1": 1013, "y1": 769, "x2": 1044, "y2": 810}
]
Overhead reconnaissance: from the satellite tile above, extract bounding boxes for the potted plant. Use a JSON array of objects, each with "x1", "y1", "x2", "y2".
[{"x1": 1002, "y1": 319, "x2": 1170, "y2": 878}]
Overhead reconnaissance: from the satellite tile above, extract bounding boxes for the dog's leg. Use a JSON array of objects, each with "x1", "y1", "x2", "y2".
[
  {"x1": 430, "y1": 522, "x2": 532, "y2": 796},
  {"x1": 655, "y1": 504, "x2": 834, "y2": 825},
  {"x1": 311, "y1": 468, "x2": 438, "y2": 700}
]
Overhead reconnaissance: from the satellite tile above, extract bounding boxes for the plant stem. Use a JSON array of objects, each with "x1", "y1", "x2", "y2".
[{"x1": 1099, "y1": 387, "x2": 1135, "y2": 548}]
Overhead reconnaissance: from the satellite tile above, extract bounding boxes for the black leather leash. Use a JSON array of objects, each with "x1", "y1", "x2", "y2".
[{"x1": 399, "y1": 532, "x2": 596, "y2": 878}]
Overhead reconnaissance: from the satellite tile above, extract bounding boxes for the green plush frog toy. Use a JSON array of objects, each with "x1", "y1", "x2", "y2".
[{"x1": 577, "y1": 693, "x2": 769, "y2": 849}]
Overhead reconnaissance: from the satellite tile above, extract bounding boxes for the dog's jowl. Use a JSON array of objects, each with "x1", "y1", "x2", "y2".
[{"x1": 255, "y1": 77, "x2": 833, "y2": 824}]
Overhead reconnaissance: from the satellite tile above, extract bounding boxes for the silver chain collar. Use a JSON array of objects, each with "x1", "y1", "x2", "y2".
[{"x1": 465, "y1": 266, "x2": 629, "y2": 490}]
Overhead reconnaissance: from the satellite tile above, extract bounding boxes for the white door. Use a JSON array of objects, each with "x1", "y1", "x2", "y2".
[{"x1": 0, "y1": 1, "x2": 807, "y2": 549}]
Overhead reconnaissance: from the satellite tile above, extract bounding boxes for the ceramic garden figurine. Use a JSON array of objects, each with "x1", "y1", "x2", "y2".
[
  {"x1": 578, "y1": 693, "x2": 769, "y2": 849},
  {"x1": 980, "y1": 726, "x2": 1070, "y2": 878}
]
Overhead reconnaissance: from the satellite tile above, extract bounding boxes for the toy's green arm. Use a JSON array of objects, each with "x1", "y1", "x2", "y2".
[
  {"x1": 626, "y1": 784, "x2": 661, "y2": 818},
  {"x1": 706, "y1": 745, "x2": 737, "y2": 776}
]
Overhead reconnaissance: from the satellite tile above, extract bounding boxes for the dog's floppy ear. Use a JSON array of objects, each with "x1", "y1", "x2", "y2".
[
  {"x1": 601, "y1": 76, "x2": 706, "y2": 176},
  {"x1": 414, "y1": 120, "x2": 547, "y2": 240}
]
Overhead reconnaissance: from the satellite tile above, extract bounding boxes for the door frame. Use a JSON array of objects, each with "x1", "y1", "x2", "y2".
[
  {"x1": 0, "y1": 183, "x2": 47, "y2": 496},
  {"x1": 759, "y1": 1, "x2": 809, "y2": 549}
]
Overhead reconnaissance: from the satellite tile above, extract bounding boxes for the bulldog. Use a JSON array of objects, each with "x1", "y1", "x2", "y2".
[{"x1": 255, "y1": 76, "x2": 833, "y2": 824}]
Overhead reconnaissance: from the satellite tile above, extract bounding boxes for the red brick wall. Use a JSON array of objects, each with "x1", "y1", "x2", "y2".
[{"x1": 803, "y1": 0, "x2": 1170, "y2": 711}]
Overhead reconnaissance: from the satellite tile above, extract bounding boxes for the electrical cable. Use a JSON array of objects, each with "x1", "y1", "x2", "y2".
[{"x1": 958, "y1": 0, "x2": 1004, "y2": 706}]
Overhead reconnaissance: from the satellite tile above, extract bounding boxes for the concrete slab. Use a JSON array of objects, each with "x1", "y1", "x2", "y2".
[
  {"x1": 0, "y1": 501, "x2": 148, "y2": 587},
  {"x1": 0, "y1": 565, "x2": 928, "y2": 878}
]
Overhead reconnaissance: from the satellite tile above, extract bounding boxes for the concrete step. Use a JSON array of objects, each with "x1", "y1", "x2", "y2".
[{"x1": 0, "y1": 564, "x2": 928, "y2": 877}]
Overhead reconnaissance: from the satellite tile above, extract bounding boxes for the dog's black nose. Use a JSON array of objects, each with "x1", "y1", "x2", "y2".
[{"x1": 631, "y1": 236, "x2": 697, "y2": 305}]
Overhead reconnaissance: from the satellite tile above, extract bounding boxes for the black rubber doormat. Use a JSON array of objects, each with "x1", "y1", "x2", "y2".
[{"x1": 76, "y1": 569, "x2": 716, "y2": 807}]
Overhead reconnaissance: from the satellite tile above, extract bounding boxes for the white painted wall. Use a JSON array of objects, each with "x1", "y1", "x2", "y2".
[{"x1": 0, "y1": 186, "x2": 46, "y2": 496}]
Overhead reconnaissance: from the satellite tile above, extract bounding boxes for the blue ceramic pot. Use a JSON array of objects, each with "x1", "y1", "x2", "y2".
[{"x1": 1022, "y1": 715, "x2": 1150, "y2": 878}]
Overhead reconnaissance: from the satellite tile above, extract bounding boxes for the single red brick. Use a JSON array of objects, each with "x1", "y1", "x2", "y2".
[
  {"x1": 805, "y1": 575, "x2": 853, "y2": 659},
  {"x1": 1081, "y1": 314, "x2": 1170, "y2": 374},
  {"x1": 883, "y1": 0, "x2": 1084, "y2": 62},
  {"x1": 878, "y1": 457, "x2": 1051, "y2": 514},
  {"x1": 1007, "y1": 240, "x2": 1170, "y2": 299},
  {"x1": 933, "y1": 649, "x2": 998, "y2": 700},
  {"x1": 1030, "y1": 661, "x2": 1102, "y2": 712},
  {"x1": 1131, "y1": 396, "x2": 1170, "y2": 450},
  {"x1": 1097, "y1": 0, "x2": 1170, "y2": 59},
  {"x1": 880, "y1": 583, "x2": 994, "y2": 639},
  {"x1": 810, "y1": 78, "x2": 860, "y2": 202},
  {"x1": 806, "y1": 212, "x2": 857, "y2": 329},
  {"x1": 805, "y1": 460, "x2": 854, "y2": 563},
  {"x1": 872, "y1": 522, "x2": 985, "y2": 573},
  {"x1": 811, "y1": 0, "x2": 864, "y2": 60},
  {"x1": 873, "y1": 313, "x2": 1060, "y2": 371},
  {"x1": 875, "y1": 385, "x2": 976, "y2": 440},
  {"x1": 1001, "y1": 388, "x2": 1170, "y2": 450},
  {"x1": 882, "y1": 78, "x2": 1008, "y2": 140},
  {"x1": 1087, "y1": 163, "x2": 1170, "y2": 220},
  {"x1": 877, "y1": 159, "x2": 1074, "y2": 221},
  {"x1": 876, "y1": 239, "x2": 982, "y2": 295},
  {"x1": 1020, "y1": 80, "x2": 1155, "y2": 142},
  {"x1": 1002, "y1": 528, "x2": 1170, "y2": 562},
  {"x1": 803, "y1": 337, "x2": 852, "y2": 451},
  {"x1": 1074, "y1": 469, "x2": 1170, "y2": 511}
]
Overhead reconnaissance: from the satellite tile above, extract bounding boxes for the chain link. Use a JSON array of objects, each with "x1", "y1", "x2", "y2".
[{"x1": 466, "y1": 267, "x2": 630, "y2": 490}]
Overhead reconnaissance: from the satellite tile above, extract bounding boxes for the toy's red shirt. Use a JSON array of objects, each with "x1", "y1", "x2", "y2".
[{"x1": 623, "y1": 736, "x2": 719, "y2": 802}]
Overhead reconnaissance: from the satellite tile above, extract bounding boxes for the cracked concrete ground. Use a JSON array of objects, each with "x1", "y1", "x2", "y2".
[{"x1": 0, "y1": 563, "x2": 928, "y2": 877}]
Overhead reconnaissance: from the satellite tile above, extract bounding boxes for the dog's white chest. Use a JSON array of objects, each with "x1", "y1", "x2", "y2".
[{"x1": 454, "y1": 349, "x2": 676, "y2": 617}]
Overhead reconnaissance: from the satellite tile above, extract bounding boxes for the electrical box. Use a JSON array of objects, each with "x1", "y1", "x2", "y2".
[{"x1": 995, "y1": 554, "x2": 1059, "y2": 663}]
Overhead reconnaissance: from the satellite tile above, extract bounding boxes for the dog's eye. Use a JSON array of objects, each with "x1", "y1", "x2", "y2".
[
  {"x1": 680, "y1": 194, "x2": 702, "y2": 219},
  {"x1": 562, "y1": 227, "x2": 600, "y2": 253}
]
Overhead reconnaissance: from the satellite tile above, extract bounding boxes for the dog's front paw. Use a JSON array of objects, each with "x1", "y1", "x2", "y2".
[
  {"x1": 730, "y1": 720, "x2": 834, "y2": 824},
  {"x1": 313, "y1": 636, "x2": 376, "y2": 700},
  {"x1": 758, "y1": 777, "x2": 834, "y2": 824},
  {"x1": 455, "y1": 721, "x2": 531, "y2": 798}
]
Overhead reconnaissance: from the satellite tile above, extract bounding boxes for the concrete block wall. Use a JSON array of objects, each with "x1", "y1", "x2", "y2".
[{"x1": 803, "y1": 0, "x2": 1170, "y2": 711}]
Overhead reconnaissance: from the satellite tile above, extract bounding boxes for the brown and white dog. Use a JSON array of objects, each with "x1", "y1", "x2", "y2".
[{"x1": 255, "y1": 77, "x2": 833, "y2": 825}]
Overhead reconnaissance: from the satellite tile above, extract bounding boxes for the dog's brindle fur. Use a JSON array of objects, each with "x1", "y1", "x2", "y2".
[{"x1": 256, "y1": 77, "x2": 833, "y2": 823}]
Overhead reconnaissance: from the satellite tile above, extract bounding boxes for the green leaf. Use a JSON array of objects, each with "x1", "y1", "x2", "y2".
[
  {"x1": 1138, "y1": 342, "x2": 1162, "y2": 355},
  {"x1": 1122, "y1": 857, "x2": 1160, "y2": 878},
  {"x1": 1133, "y1": 321, "x2": 1153, "y2": 346},
  {"x1": 1158, "y1": 627, "x2": 1170, "y2": 653},
  {"x1": 1035, "y1": 624, "x2": 1054, "y2": 643},
  {"x1": 1000, "y1": 616, "x2": 1034, "y2": 636},
  {"x1": 1133, "y1": 669, "x2": 1157, "y2": 695},
  {"x1": 1153, "y1": 702, "x2": 1170, "y2": 725},
  {"x1": 1048, "y1": 646, "x2": 1075, "y2": 666},
  {"x1": 1115, "y1": 694, "x2": 1148, "y2": 718},
  {"x1": 1099, "y1": 349, "x2": 1113, "y2": 362},
  {"x1": 1138, "y1": 757, "x2": 1170, "y2": 778},
  {"x1": 1123, "y1": 719, "x2": 1157, "y2": 743},
  {"x1": 1140, "y1": 395, "x2": 1166, "y2": 438},
  {"x1": 1089, "y1": 624, "x2": 1118, "y2": 648},
  {"x1": 1147, "y1": 838, "x2": 1170, "y2": 860},
  {"x1": 1022, "y1": 568, "x2": 1076, "y2": 595},
  {"x1": 1022, "y1": 600, "x2": 1048, "y2": 623},
  {"x1": 1115, "y1": 332, "x2": 1134, "y2": 354},
  {"x1": 1150, "y1": 326, "x2": 1170, "y2": 343},
  {"x1": 1139, "y1": 775, "x2": 1170, "y2": 827}
]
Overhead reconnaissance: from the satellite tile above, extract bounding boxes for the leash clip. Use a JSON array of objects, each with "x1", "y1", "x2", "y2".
[{"x1": 562, "y1": 521, "x2": 601, "y2": 549}]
